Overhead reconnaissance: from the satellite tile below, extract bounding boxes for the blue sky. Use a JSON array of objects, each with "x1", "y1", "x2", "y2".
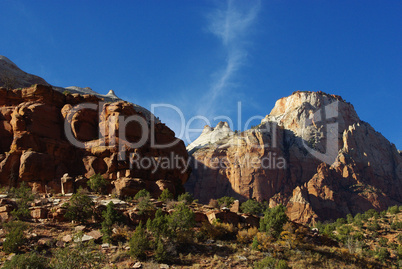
[{"x1": 1, "y1": 0, "x2": 401, "y2": 148}]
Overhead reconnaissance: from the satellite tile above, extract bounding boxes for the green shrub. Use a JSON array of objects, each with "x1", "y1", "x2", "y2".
[
  {"x1": 2, "y1": 252, "x2": 48, "y2": 269},
  {"x1": 51, "y1": 240, "x2": 104, "y2": 269},
  {"x1": 254, "y1": 256, "x2": 290, "y2": 269},
  {"x1": 217, "y1": 196, "x2": 236, "y2": 208},
  {"x1": 388, "y1": 205, "x2": 400, "y2": 215},
  {"x1": 158, "y1": 189, "x2": 174, "y2": 202},
  {"x1": 129, "y1": 222, "x2": 148, "y2": 260},
  {"x1": 134, "y1": 189, "x2": 150, "y2": 200},
  {"x1": 252, "y1": 236, "x2": 259, "y2": 250},
  {"x1": 9, "y1": 182, "x2": 35, "y2": 220},
  {"x1": 3, "y1": 221, "x2": 27, "y2": 253},
  {"x1": 64, "y1": 189, "x2": 94, "y2": 223},
  {"x1": 88, "y1": 173, "x2": 108, "y2": 194},
  {"x1": 177, "y1": 192, "x2": 195, "y2": 204},
  {"x1": 101, "y1": 201, "x2": 120, "y2": 243},
  {"x1": 259, "y1": 204, "x2": 289, "y2": 239},
  {"x1": 240, "y1": 199, "x2": 265, "y2": 215}
]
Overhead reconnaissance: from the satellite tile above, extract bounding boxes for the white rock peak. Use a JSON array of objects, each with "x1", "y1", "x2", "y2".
[{"x1": 186, "y1": 121, "x2": 234, "y2": 152}]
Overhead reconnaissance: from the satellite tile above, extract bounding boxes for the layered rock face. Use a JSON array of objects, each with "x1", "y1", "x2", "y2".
[
  {"x1": 0, "y1": 85, "x2": 189, "y2": 196},
  {"x1": 185, "y1": 91, "x2": 402, "y2": 223}
]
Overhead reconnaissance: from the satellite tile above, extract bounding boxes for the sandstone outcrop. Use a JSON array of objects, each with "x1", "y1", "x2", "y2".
[
  {"x1": 186, "y1": 91, "x2": 402, "y2": 223},
  {"x1": 0, "y1": 84, "x2": 189, "y2": 196}
]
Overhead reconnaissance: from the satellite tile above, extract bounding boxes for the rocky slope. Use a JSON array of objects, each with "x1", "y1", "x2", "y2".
[
  {"x1": 185, "y1": 91, "x2": 402, "y2": 223},
  {"x1": 0, "y1": 57, "x2": 189, "y2": 197}
]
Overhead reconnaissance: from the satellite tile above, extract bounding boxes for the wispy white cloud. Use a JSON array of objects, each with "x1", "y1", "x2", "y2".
[{"x1": 198, "y1": 0, "x2": 261, "y2": 118}]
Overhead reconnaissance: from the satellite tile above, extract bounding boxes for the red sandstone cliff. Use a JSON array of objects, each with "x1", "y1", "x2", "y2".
[{"x1": 0, "y1": 84, "x2": 189, "y2": 196}]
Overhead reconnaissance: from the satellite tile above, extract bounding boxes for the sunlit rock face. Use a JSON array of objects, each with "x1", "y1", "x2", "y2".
[{"x1": 186, "y1": 91, "x2": 402, "y2": 224}]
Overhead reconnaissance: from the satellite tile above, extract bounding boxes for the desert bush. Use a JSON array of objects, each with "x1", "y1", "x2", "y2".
[
  {"x1": 101, "y1": 201, "x2": 121, "y2": 243},
  {"x1": 253, "y1": 256, "x2": 290, "y2": 269},
  {"x1": 137, "y1": 194, "x2": 154, "y2": 215},
  {"x1": 208, "y1": 199, "x2": 219, "y2": 209},
  {"x1": 237, "y1": 226, "x2": 259, "y2": 244},
  {"x1": 260, "y1": 204, "x2": 289, "y2": 239},
  {"x1": 88, "y1": 173, "x2": 108, "y2": 194},
  {"x1": 3, "y1": 221, "x2": 27, "y2": 253},
  {"x1": 158, "y1": 189, "x2": 174, "y2": 202},
  {"x1": 51, "y1": 240, "x2": 104, "y2": 269},
  {"x1": 240, "y1": 199, "x2": 265, "y2": 215},
  {"x1": 9, "y1": 182, "x2": 35, "y2": 220},
  {"x1": 134, "y1": 189, "x2": 150, "y2": 200},
  {"x1": 217, "y1": 196, "x2": 235, "y2": 208},
  {"x1": 3, "y1": 252, "x2": 48, "y2": 269},
  {"x1": 253, "y1": 232, "x2": 274, "y2": 251},
  {"x1": 377, "y1": 247, "x2": 390, "y2": 262},
  {"x1": 129, "y1": 222, "x2": 148, "y2": 260},
  {"x1": 199, "y1": 221, "x2": 237, "y2": 241},
  {"x1": 177, "y1": 192, "x2": 195, "y2": 204},
  {"x1": 64, "y1": 188, "x2": 94, "y2": 223}
]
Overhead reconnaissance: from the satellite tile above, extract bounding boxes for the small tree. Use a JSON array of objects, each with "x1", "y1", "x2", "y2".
[
  {"x1": 167, "y1": 203, "x2": 195, "y2": 237},
  {"x1": 178, "y1": 192, "x2": 195, "y2": 205},
  {"x1": 260, "y1": 204, "x2": 289, "y2": 239},
  {"x1": 88, "y1": 173, "x2": 108, "y2": 194},
  {"x1": 64, "y1": 188, "x2": 94, "y2": 223},
  {"x1": 129, "y1": 222, "x2": 148, "y2": 260},
  {"x1": 101, "y1": 201, "x2": 120, "y2": 243},
  {"x1": 158, "y1": 189, "x2": 174, "y2": 202}
]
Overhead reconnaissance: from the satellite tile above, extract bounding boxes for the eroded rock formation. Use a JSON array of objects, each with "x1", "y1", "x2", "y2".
[
  {"x1": 185, "y1": 91, "x2": 402, "y2": 223},
  {"x1": 0, "y1": 85, "x2": 189, "y2": 196}
]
